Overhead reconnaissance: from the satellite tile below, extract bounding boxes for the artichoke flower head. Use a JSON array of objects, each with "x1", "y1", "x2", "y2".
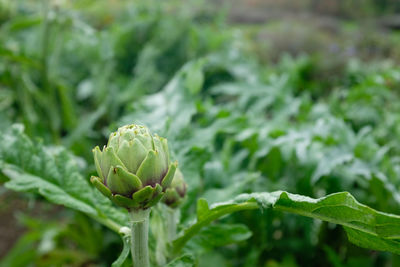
[
  {"x1": 162, "y1": 168, "x2": 187, "y2": 208},
  {"x1": 90, "y1": 124, "x2": 177, "y2": 210}
]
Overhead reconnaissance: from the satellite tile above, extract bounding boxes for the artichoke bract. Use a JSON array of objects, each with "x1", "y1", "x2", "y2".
[
  {"x1": 90, "y1": 124, "x2": 177, "y2": 210},
  {"x1": 162, "y1": 168, "x2": 187, "y2": 208}
]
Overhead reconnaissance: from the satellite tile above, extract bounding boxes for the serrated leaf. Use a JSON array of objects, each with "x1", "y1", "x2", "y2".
[
  {"x1": 4, "y1": 165, "x2": 98, "y2": 216},
  {"x1": 173, "y1": 190, "x2": 400, "y2": 255},
  {"x1": 0, "y1": 125, "x2": 129, "y2": 233},
  {"x1": 311, "y1": 150, "x2": 354, "y2": 184}
]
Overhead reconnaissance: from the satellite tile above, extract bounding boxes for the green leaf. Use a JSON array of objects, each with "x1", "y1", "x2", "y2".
[
  {"x1": 63, "y1": 106, "x2": 106, "y2": 148},
  {"x1": 0, "y1": 125, "x2": 128, "y2": 233},
  {"x1": 188, "y1": 224, "x2": 252, "y2": 249},
  {"x1": 172, "y1": 200, "x2": 258, "y2": 254},
  {"x1": 184, "y1": 60, "x2": 204, "y2": 94},
  {"x1": 344, "y1": 227, "x2": 400, "y2": 254},
  {"x1": 111, "y1": 236, "x2": 131, "y2": 267},
  {"x1": 125, "y1": 59, "x2": 205, "y2": 137},
  {"x1": 166, "y1": 254, "x2": 196, "y2": 267},
  {"x1": 0, "y1": 231, "x2": 39, "y2": 267},
  {"x1": 4, "y1": 165, "x2": 97, "y2": 216},
  {"x1": 173, "y1": 191, "x2": 400, "y2": 255},
  {"x1": 196, "y1": 198, "x2": 210, "y2": 221},
  {"x1": 311, "y1": 150, "x2": 353, "y2": 184}
]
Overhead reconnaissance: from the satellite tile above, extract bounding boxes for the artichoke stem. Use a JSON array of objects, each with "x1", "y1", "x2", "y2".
[{"x1": 130, "y1": 209, "x2": 151, "y2": 267}]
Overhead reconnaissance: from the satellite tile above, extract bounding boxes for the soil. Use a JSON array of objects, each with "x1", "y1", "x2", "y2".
[{"x1": 0, "y1": 191, "x2": 28, "y2": 258}]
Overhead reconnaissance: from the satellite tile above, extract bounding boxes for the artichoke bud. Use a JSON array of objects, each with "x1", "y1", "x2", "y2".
[
  {"x1": 90, "y1": 124, "x2": 177, "y2": 210},
  {"x1": 162, "y1": 168, "x2": 187, "y2": 208}
]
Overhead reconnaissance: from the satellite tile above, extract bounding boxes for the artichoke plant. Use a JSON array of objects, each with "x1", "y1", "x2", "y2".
[
  {"x1": 90, "y1": 124, "x2": 177, "y2": 210},
  {"x1": 162, "y1": 168, "x2": 187, "y2": 208}
]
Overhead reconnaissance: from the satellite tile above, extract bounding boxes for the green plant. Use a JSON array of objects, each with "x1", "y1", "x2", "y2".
[
  {"x1": 1, "y1": 125, "x2": 400, "y2": 266},
  {"x1": 2, "y1": 1, "x2": 400, "y2": 266},
  {"x1": 91, "y1": 124, "x2": 177, "y2": 267}
]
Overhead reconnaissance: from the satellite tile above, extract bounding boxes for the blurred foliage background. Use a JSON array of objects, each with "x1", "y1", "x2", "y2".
[{"x1": 1, "y1": 0, "x2": 400, "y2": 266}]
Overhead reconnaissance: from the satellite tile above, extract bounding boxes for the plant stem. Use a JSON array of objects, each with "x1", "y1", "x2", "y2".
[
  {"x1": 41, "y1": 0, "x2": 60, "y2": 143},
  {"x1": 88, "y1": 214, "x2": 122, "y2": 234},
  {"x1": 130, "y1": 209, "x2": 151, "y2": 267},
  {"x1": 166, "y1": 207, "x2": 179, "y2": 242},
  {"x1": 172, "y1": 202, "x2": 258, "y2": 255}
]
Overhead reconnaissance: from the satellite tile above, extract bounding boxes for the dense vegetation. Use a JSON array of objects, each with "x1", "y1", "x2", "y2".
[{"x1": 1, "y1": 1, "x2": 400, "y2": 266}]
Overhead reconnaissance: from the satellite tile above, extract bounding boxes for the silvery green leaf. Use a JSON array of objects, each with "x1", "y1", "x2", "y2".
[
  {"x1": 0, "y1": 125, "x2": 128, "y2": 232},
  {"x1": 173, "y1": 191, "x2": 400, "y2": 255}
]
